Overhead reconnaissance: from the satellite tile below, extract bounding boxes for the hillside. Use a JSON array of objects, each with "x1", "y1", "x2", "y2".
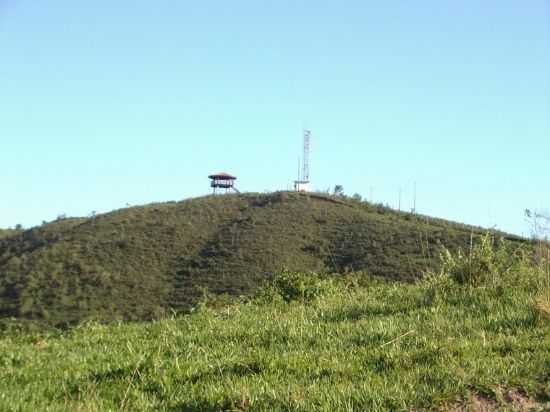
[
  {"x1": 1, "y1": 268, "x2": 548, "y2": 411},
  {"x1": 0, "y1": 192, "x2": 525, "y2": 326},
  {"x1": 0, "y1": 228, "x2": 21, "y2": 240}
]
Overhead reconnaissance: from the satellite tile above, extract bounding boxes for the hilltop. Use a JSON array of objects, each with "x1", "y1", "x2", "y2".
[
  {"x1": 0, "y1": 228, "x2": 21, "y2": 240},
  {"x1": 0, "y1": 192, "x2": 525, "y2": 326}
]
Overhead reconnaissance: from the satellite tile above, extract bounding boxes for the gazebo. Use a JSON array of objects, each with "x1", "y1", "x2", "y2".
[{"x1": 208, "y1": 172, "x2": 239, "y2": 194}]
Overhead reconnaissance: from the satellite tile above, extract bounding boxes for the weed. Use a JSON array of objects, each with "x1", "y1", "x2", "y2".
[
  {"x1": 264, "y1": 270, "x2": 338, "y2": 303},
  {"x1": 426, "y1": 232, "x2": 531, "y2": 288}
]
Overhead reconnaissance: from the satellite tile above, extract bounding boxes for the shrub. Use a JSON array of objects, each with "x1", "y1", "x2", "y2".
[
  {"x1": 188, "y1": 286, "x2": 238, "y2": 314},
  {"x1": 535, "y1": 290, "x2": 550, "y2": 322},
  {"x1": 420, "y1": 271, "x2": 455, "y2": 305},
  {"x1": 428, "y1": 233, "x2": 531, "y2": 287},
  {"x1": 534, "y1": 271, "x2": 550, "y2": 322},
  {"x1": 269, "y1": 270, "x2": 338, "y2": 303}
]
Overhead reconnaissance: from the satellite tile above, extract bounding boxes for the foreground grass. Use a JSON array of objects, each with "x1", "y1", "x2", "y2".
[{"x1": 1, "y1": 274, "x2": 549, "y2": 411}]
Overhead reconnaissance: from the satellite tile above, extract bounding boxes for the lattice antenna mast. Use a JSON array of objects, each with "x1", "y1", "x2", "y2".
[{"x1": 302, "y1": 129, "x2": 311, "y2": 182}]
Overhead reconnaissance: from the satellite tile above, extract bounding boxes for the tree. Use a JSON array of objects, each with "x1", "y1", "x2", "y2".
[
  {"x1": 333, "y1": 185, "x2": 344, "y2": 197},
  {"x1": 352, "y1": 193, "x2": 362, "y2": 202},
  {"x1": 525, "y1": 209, "x2": 550, "y2": 239}
]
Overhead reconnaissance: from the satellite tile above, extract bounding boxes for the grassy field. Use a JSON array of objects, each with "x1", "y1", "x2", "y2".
[
  {"x1": 1, "y1": 238, "x2": 549, "y2": 411},
  {"x1": 0, "y1": 192, "x2": 527, "y2": 327}
]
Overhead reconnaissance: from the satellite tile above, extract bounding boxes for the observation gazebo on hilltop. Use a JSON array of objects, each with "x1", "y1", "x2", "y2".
[{"x1": 208, "y1": 172, "x2": 239, "y2": 194}]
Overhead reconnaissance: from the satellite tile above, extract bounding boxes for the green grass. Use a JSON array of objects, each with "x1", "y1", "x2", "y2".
[
  {"x1": 1, "y1": 268, "x2": 548, "y2": 411},
  {"x1": 0, "y1": 192, "x2": 527, "y2": 326}
]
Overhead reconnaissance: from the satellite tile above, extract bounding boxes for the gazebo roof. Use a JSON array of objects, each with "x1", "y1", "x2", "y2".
[{"x1": 208, "y1": 172, "x2": 237, "y2": 180}]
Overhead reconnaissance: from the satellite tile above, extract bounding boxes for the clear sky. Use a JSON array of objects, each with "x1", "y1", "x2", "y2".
[{"x1": 1, "y1": 1, "x2": 549, "y2": 236}]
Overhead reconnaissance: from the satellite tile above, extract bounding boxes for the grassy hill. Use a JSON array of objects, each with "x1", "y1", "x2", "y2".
[
  {"x1": 0, "y1": 228, "x2": 21, "y2": 240},
  {"x1": 1, "y1": 264, "x2": 548, "y2": 411},
  {"x1": 0, "y1": 192, "x2": 525, "y2": 326}
]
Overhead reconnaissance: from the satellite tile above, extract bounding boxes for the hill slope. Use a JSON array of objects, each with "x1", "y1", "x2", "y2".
[
  {"x1": 0, "y1": 192, "x2": 524, "y2": 325},
  {"x1": 0, "y1": 228, "x2": 21, "y2": 240},
  {"x1": 1, "y1": 272, "x2": 548, "y2": 411}
]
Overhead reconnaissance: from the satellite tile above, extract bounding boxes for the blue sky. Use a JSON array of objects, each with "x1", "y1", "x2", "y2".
[{"x1": 1, "y1": 1, "x2": 549, "y2": 236}]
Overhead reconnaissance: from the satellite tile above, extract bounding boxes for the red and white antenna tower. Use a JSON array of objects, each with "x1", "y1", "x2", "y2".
[
  {"x1": 294, "y1": 129, "x2": 312, "y2": 192},
  {"x1": 302, "y1": 129, "x2": 311, "y2": 182}
]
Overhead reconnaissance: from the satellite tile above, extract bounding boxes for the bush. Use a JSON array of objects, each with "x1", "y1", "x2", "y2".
[
  {"x1": 420, "y1": 271, "x2": 455, "y2": 305},
  {"x1": 268, "y1": 270, "x2": 338, "y2": 303},
  {"x1": 535, "y1": 290, "x2": 550, "y2": 322},
  {"x1": 534, "y1": 273, "x2": 550, "y2": 323},
  {"x1": 192, "y1": 287, "x2": 237, "y2": 313},
  {"x1": 428, "y1": 233, "x2": 531, "y2": 287}
]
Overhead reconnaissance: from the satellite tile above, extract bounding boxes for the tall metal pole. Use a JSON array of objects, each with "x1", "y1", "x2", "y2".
[{"x1": 302, "y1": 129, "x2": 311, "y2": 182}]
